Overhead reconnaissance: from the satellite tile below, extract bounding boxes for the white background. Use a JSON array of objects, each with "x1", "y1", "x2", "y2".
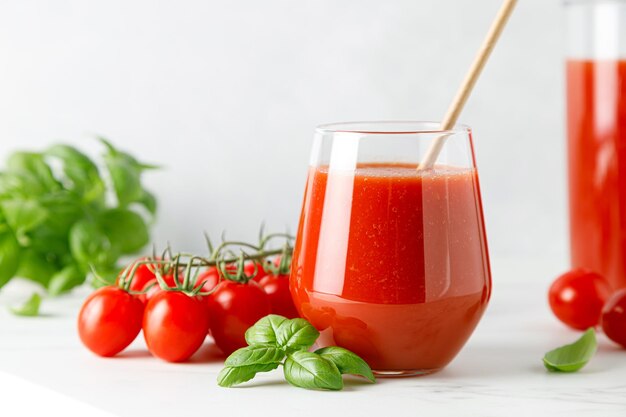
[{"x1": 0, "y1": 0, "x2": 566, "y2": 262}]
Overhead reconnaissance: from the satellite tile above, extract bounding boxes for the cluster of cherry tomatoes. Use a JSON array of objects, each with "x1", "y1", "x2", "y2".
[
  {"x1": 77, "y1": 240, "x2": 299, "y2": 362},
  {"x1": 549, "y1": 268, "x2": 626, "y2": 347}
]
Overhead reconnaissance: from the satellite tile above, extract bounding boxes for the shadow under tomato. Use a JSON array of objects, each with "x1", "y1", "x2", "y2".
[
  {"x1": 185, "y1": 342, "x2": 226, "y2": 364},
  {"x1": 116, "y1": 349, "x2": 152, "y2": 359}
]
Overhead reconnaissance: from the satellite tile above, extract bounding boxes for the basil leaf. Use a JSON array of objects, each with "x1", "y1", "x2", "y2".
[
  {"x1": 37, "y1": 192, "x2": 84, "y2": 236},
  {"x1": 218, "y1": 345, "x2": 285, "y2": 387},
  {"x1": 276, "y1": 318, "x2": 320, "y2": 353},
  {"x1": 69, "y1": 219, "x2": 118, "y2": 271},
  {"x1": 28, "y1": 227, "x2": 71, "y2": 261},
  {"x1": 16, "y1": 249, "x2": 57, "y2": 287},
  {"x1": 137, "y1": 190, "x2": 158, "y2": 216},
  {"x1": 10, "y1": 293, "x2": 41, "y2": 317},
  {"x1": 0, "y1": 199, "x2": 48, "y2": 243},
  {"x1": 0, "y1": 229, "x2": 21, "y2": 289},
  {"x1": 98, "y1": 208, "x2": 149, "y2": 254},
  {"x1": 245, "y1": 315, "x2": 320, "y2": 353},
  {"x1": 245, "y1": 314, "x2": 288, "y2": 346},
  {"x1": 104, "y1": 155, "x2": 142, "y2": 207},
  {"x1": 101, "y1": 138, "x2": 156, "y2": 208},
  {"x1": 45, "y1": 145, "x2": 105, "y2": 203},
  {"x1": 48, "y1": 264, "x2": 85, "y2": 296},
  {"x1": 543, "y1": 328, "x2": 597, "y2": 372},
  {"x1": 6, "y1": 152, "x2": 61, "y2": 193},
  {"x1": 315, "y1": 346, "x2": 375, "y2": 382},
  {"x1": 283, "y1": 351, "x2": 343, "y2": 391}
]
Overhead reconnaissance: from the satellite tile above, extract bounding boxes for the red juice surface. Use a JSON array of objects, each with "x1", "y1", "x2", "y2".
[
  {"x1": 290, "y1": 163, "x2": 491, "y2": 372},
  {"x1": 567, "y1": 60, "x2": 626, "y2": 289}
]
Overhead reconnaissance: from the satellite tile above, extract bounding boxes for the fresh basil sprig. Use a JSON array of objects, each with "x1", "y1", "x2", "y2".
[
  {"x1": 217, "y1": 314, "x2": 375, "y2": 390},
  {"x1": 0, "y1": 139, "x2": 157, "y2": 294},
  {"x1": 543, "y1": 328, "x2": 597, "y2": 372}
]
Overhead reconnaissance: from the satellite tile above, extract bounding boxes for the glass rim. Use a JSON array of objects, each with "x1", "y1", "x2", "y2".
[{"x1": 315, "y1": 121, "x2": 471, "y2": 135}]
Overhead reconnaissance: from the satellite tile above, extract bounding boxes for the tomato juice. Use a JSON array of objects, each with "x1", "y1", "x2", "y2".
[
  {"x1": 567, "y1": 60, "x2": 626, "y2": 290},
  {"x1": 291, "y1": 163, "x2": 491, "y2": 373}
]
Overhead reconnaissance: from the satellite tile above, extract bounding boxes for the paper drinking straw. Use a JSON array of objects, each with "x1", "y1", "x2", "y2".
[{"x1": 418, "y1": 0, "x2": 517, "y2": 170}]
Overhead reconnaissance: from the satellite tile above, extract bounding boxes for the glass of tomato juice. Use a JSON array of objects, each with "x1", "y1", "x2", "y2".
[
  {"x1": 290, "y1": 121, "x2": 491, "y2": 376},
  {"x1": 566, "y1": 0, "x2": 626, "y2": 290}
]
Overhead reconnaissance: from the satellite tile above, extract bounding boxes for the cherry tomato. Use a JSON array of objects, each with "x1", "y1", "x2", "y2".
[
  {"x1": 247, "y1": 261, "x2": 269, "y2": 282},
  {"x1": 77, "y1": 286, "x2": 144, "y2": 357},
  {"x1": 143, "y1": 291, "x2": 210, "y2": 362},
  {"x1": 259, "y1": 274, "x2": 299, "y2": 318},
  {"x1": 207, "y1": 280, "x2": 271, "y2": 355},
  {"x1": 601, "y1": 289, "x2": 626, "y2": 348},
  {"x1": 210, "y1": 261, "x2": 268, "y2": 283},
  {"x1": 194, "y1": 267, "x2": 220, "y2": 292},
  {"x1": 141, "y1": 273, "x2": 178, "y2": 303},
  {"x1": 548, "y1": 269, "x2": 612, "y2": 330},
  {"x1": 115, "y1": 258, "x2": 158, "y2": 292}
]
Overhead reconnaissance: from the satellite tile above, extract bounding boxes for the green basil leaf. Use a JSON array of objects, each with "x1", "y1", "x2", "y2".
[
  {"x1": 10, "y1": 293, "x2": 41, "y2": 317},
  {"x1": 276, "y1": 318, "x2": 320, "y2": 353},
  {"x1": 45, "y1": 145, "x2": 105, "y2": 203},
  {"x1": 69, "y1": 219, "x2": 119, "y2": 271},
  {"x1": 15, "y1": 249, "x2": 57, "y2": 287},
  {"x1": 137, "y1": 190, "x2": 158, "y2": 216},
  {"x1": 245, "y1": 314, "x2": 288, "y2": 346},
  {"x1": 543, "y1": 328, "x2": 597, "y2": 372},
  {"x1": 97, "y1": 208, "x2": 149, "y2": 254},
  {"x1": 104, "y1": 155, "x2": 142, "y2": 207},
  {"x1": 48, "y1": 264, "x2": 85, "y2": 296},
  {"x1": 0, "y1": 199, "x2": 48, "y2": 243},
  {"x1": 100, "y1": 138, "x2": 157, "y2": 208},
  {"x1": 38, "y1": 192, "x2": 84, "y2": 236},
  {"x1": 315, "y1": 346, "x2": 375, "y2": 382},
  {"x1": 245, "y1": 315, "x2": 320, "y2": 353},
  {"x1": 6, "y1": 152, "x2": 61, "y2": 193},
  {"x1": 0, "y1": 172, "x2": 32, "y2": 198},
  {"x1": 0, "y1": 229, "x2": 21, "y2": 289},
  {"x1": 283, "y1": 351, "x2": 343, "y2": 391},
  {"x1": 28, "y1": 226, "x2": 71, "y2": 261},
  {"x1": 218, "y1": 345, "x2": 285, "y2": 387}
]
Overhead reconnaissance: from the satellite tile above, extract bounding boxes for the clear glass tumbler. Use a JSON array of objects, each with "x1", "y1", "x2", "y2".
[
  {"x1": 290, "y1": 121, "x2": 491, "y2": 376},
  {"x1": 566, "y1": 0, "x2": 626, "y2": 289}
]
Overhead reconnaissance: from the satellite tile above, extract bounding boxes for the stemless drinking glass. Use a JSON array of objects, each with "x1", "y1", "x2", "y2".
[
  {"x1": 565, "y1": 0, "x2": 626, "y2": 289},
  {"x1": 290, "y1": 121, "x2": 491, "y2": 376}
]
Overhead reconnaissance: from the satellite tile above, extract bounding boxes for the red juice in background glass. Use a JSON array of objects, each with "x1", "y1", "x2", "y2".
[
  {"x1": 566, "y1": 1, "x2": 626, "y2": 289},
  {"x1": 290, "y1": 122, "x2": 491, "y2": 375}
]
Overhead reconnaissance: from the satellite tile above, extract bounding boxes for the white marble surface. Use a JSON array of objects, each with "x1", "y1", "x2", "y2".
[{"x1": 1, "y1": 257, "x2": 625, "y2": 417}]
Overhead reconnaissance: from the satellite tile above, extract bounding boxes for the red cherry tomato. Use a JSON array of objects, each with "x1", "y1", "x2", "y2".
[
  {"x1": 548, "y1": 269, "x2": 612, "y2": 330},
  {"x1": 247, "y1": 261, "x2": 269, "y2": 282},
  {"x1": 77, "y1": 286, "x2": 144, "y2": 357},
  {"x1": 115, "y1": 258, "x2": 158, "y2": 292},
  {"x1": 207, "y1": 280, "x2": 271, "y2": 355},
  {"x1": 143, "y1": 291, "x2": 210, "y2": 362},
  {"x1": 601, "y1": 289, "x2": 626, "y2": 348},
  {"x1": 141, "y1": 273, "x2": 179, "y2": 303},
  {"x1": 194, "y1": 267, "x2": 220, "y2": 292},
  {"x1": 258, "y1": 274, "x2": 299, "y2": 318}
]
